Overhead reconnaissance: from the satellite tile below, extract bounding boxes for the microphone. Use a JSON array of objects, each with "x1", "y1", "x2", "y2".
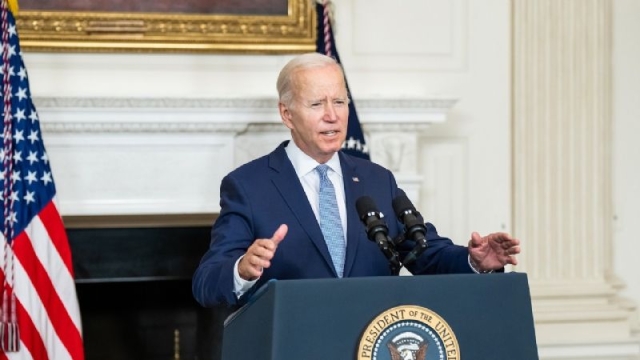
[
  {"x1": 392, "y1": 191, "x2": 428, "y2": 266},
  {"x1": 355, "y1": 196, "x2": 401, "y2": 275}
]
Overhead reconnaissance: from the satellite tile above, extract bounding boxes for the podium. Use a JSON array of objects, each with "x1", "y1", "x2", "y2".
[{"x1": 222, "y1": 273, "x2": 538, "y2": 360}]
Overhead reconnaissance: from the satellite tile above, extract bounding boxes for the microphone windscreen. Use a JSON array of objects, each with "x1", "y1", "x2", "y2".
[
  {"x1": 355, "y1": 196, "x2": 378, "y2": 220},
  {"x1": 392, "y1": 192, "x2": 416, "y2": 218}
]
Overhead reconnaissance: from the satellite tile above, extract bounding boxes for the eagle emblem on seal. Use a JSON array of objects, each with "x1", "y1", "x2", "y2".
[{"x1": 386, "y1": 332, "x2": 428, "y2": 360}]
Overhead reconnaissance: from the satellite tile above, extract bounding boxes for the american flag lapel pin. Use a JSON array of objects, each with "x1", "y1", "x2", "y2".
[{"x1": 352, "y1": 177, "x2": 360, "y2": 182}]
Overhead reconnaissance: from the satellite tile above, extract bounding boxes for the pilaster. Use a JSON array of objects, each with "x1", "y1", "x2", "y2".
[{"x1": 513, "y1": 0, "x2": 640, "y2": 357}]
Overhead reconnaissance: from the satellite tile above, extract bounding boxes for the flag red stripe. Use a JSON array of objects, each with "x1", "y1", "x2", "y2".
[
  {"x1": 39, "y1": 202, "x2": 75, "y2": 277},
  {"x1": 13, "y1": 232, "x2": 84, "y2": 360},
  {"x1": 16, "y1": 296, "x2": 48, "y2": 360}
]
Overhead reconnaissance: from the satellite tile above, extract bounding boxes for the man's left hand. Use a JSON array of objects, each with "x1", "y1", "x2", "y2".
[{"x1": 468, "y1": 232, "x2": 520, "y2": 272}]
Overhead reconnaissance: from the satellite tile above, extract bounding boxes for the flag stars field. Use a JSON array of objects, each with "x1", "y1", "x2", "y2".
[
  {"x1": 26, "y1": 151, "x2": 38, "y2": 164},
  {"x1": 28, "y1": 129, "x2": 39, "y2": 143},
  {"x1": 17, "y1": 66, "x2": 25, "y2": 81},
  {"x1": 23, "y1": 190, "x2": 35, "y2": 204},
  {"x1": 14, "y1": 107, "x2": 27, "y2": 121},
  {"x1": 25, "y1": 170, "x2": 37, "y2": 184},
  {"x1": 40, "y1": 171, "x2": 53, "y2": 185},
  {"x1": 15, "y1": 87, "x2": 27, "y2": 101},
  {"x1": 10, "y1": 169, "x2": 20, "y2": 182},
  {"x1": 13, "y1": 128, "x2": 24, "y2": 143}
]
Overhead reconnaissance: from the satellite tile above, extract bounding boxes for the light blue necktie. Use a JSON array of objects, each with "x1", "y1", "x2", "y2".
[{"x1": 315, "y1": 164, "x2": 346, "y2": 277}]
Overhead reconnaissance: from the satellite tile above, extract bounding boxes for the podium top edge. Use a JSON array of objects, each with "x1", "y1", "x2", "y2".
[{"x1": 224, "y1": 272, "x2": 530, "y2": 327}]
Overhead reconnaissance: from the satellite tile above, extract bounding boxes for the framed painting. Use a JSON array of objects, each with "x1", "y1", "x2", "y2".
[{"x1": 15, "y1": 0, "x2": 317, "y2": 54}]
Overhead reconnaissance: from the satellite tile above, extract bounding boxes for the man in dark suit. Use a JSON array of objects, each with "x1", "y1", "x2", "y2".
[{"x1": 192, "y1": 53, "x2": 520, "y2": 308}]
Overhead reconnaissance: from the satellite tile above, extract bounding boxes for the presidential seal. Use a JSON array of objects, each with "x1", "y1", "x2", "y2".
[{"x1": 357, "y1": 305, "x2": 460, "y2": 360}]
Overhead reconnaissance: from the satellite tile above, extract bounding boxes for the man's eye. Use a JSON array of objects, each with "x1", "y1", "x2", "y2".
[
  {"x1": 335, "y1": 100, "x2": 346, "y2": 106},
  {"x1": 310, "y1": 103, "x2": 322, "y2": 108}
]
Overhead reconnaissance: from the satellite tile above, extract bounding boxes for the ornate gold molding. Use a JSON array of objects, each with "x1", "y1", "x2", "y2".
[{"x1": 15, "y1": 0, "x2": 316, "y2": 54}]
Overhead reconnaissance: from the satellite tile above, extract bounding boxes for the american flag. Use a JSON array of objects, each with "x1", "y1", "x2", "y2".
[
  {"x1": 316, "y1": 0, "x2": 370, "y2": 160},
  {"x1": 1, "y1": 2, "x2": 84, "y2": 360}
]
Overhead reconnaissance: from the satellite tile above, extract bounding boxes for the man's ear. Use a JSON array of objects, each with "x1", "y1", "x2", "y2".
[{"x1": 279, "y1": 102, "x2": 294, "y2": 130}]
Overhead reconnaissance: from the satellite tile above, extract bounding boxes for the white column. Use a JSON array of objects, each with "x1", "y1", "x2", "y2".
[{"x1": 513, "y1": 0, "x2": 640, "y2": 358}]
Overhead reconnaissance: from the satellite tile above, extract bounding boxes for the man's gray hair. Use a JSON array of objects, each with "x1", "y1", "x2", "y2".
[{"x1": 276, "y1": 53, "x2": 344, "y2": 108}]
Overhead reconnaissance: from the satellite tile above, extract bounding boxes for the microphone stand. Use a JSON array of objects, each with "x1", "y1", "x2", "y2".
[{"x1": 363, "y1": 217, "x2": 402, "y2": 276}]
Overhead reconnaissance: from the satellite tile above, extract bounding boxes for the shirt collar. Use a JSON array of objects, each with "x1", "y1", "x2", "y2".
[{"x1": 285, "y1": 140, "x2": 343, "y2": 178}]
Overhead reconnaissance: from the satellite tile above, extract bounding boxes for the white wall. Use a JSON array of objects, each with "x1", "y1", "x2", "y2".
[
  {"x1": 613, "y1": 0, "x2": 640, "y2": 310},
  {"x1": 333, "y1": 0, "x2": 512, "y2": 244},
  {"x1": 25, "y1": 53, "x2": 287, "y2": 99}
]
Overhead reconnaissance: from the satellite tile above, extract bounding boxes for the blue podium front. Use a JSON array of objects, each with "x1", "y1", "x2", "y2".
[{"x1": 222, "y1": 273, "x2": 538, "y2": 360}]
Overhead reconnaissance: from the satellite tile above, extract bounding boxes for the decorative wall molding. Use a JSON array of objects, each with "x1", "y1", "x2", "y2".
[
  {"x1": 34, "y1": 96, "x2": 456, "y2": 133},
  {"x1": 33, "y1": 96, "x2": 456, "y2": 111},
  {"x1": 42, "y1": 122, "x2": 249, "y2": 134},
  {"x1": 39, "y1": 96, "x2": 456, "y2": 215},
  {"x1": 34, "y1": 97, "x2": 278, "y2": 109}
]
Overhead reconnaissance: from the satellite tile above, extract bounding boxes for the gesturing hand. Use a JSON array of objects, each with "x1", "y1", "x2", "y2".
[
  {"x1": 468, "y1": 232, "x2": 520, "y2": 272},
  {"x1": 238, "y1": 224, "x2": 288, "y2": 281}
]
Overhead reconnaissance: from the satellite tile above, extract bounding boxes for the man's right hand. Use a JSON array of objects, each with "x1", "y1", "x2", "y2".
[{"x1": 238, "y1": 224, "x2": 288, "y2": 281}]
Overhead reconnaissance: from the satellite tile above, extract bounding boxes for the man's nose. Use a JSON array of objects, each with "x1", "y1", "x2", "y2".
[{"x1": 323, "y1": 102, "x2": 337, "y2": 121}]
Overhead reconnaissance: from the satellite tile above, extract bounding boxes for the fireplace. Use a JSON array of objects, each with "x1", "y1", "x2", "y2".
[{"x1": 66, "y1": 215, "x2": 233, "y2": 360}]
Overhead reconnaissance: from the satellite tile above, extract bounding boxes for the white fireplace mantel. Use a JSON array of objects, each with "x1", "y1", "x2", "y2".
[{"x1": 35, "y1": 96, "x2": 457, "y2": 216}]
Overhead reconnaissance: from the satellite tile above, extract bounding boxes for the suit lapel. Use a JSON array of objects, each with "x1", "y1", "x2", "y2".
[
  {"x1": 339, "y1": 153, "x2": 367, "y2": 277},
  {"x1": 268, "y1": 143, "x2": 337, "y2": 276}
]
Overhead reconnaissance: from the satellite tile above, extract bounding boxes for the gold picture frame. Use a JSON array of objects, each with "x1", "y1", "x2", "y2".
[{"x1": 15, "y1": 0, "x2": 317, "y2": 54}]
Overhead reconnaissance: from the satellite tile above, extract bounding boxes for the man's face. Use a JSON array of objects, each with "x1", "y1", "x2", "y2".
[{"x1": 279, "y1": 64, "x2": 349, "y2": 164}]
